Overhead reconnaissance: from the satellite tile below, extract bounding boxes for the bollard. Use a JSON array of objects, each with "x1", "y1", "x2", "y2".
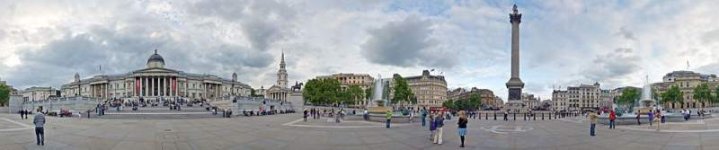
[
  {"x1": 534, "y1": 113, "x2": 536, "y2": 120},
  {"x1": 478, "y1": 112, "x2": 481, "y2": 120},
  {"x1": 494, "y1": 112, "x2": 497, "y2": 120},
  {"x1": 524, "y1": 113, "x2": 527, "y2": 121},
  {"x1": 542, "y1": 113, "x2": 545, "y2": 120},
  {"x1": 514, "y1": 113, "x2": 516, "y2": 120},
  {"x1": 485, "y1": 112, "x2": 488, "y2": 120}
]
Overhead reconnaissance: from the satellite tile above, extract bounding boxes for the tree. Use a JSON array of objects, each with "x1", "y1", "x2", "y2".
[
  {"x1": 391, "y1": 74, "x2": 413, "y2": 107},
  {"x1": 693, "y1": 83, "x2": 711, "y2": 109},
  {"x1": 302, "y1": 78, "x2": 342, "y2": 106},
  {"x1": 467, "y1": 93, "x2": 482, "y2": 111},
  {"x1": 365, "y1": 87, "x2": 373, "y2": 101},
  {"x1": 661, "y1": 85, "x2": 683, "y2": 109},
  {"x1": 442, "y1": 100, "x2": 455, "y2": 110},
  {"x1": 346, "y1": 85, "x2": 364, "y2": 106},
  {"x1": 0, "y1": 84, "x2": 10, "y2": 107},
  {"x1": 302, "y1": 79, "x2": 319, "y2": 105},
  {"x1": 617, "y1": 88, "x2": 640, "y2": 106}
]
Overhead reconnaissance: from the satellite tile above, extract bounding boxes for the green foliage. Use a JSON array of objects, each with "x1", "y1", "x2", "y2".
[
  {"x1": 617, "y1": 88, "x2": 640, "y2": 106},
  {"x1": 661, "y1": 85, "x2": 683, "y2": 108},
  {"x1": 0, "y1": 84, "x2": 10, "y2": 106},
  {"x1": 302, "y1": 78, "x2": 342, "y2": 106},
  {"x1": 714, "y1": 86, "x2": 719, "y2": 106},
  {"x1": 693, "y1": 83, "x2": 712, "y2": 108},
  {"x1": 391, "y1": 74, "x2": 413, "y2": 105},
  {"x1": 444, "y1": 93, "x2": 482, "y2": 111},
  {"x1": 365, "y1": 87, "x2": 373, "y2": 101},
  {"x1": 346, "y1": 85, "x2": 364, "y2": 105},
  {"x1": 442, "y1": 100, "x2": 456, "y2": 110}
]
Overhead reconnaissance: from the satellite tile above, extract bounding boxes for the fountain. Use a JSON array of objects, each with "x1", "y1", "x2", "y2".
[
  {"x1": 367, "y1": 74, "x2": 390, "y2": 114},
  {"x1": 635, "y1": 75, "x2": 656, "y2": 115},
  {"x1": 599, "y1": 75, "x2": 704, "y2": 125}
]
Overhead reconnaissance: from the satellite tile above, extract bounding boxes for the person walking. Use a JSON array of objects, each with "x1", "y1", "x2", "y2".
[
  {"x1": 421, "y1": 108, "x2": 427, "y2": 127},
  {"x1": 636, "y1": 111, "x2": 641, "y2": 125},
  {"x1": 609, "y1": 110, "x2": 616, "y2": 129},
  {"x1": 457, "y1": 111, "x2": 468, "y2": 148},
  {"x1": 588, "y1": 111, "x2": 598, "y2": 136},
  {"x1": 433, "y1": 112, "x2": 445, "y2": 144},
  {"x1": 503, "y1": 111, "x2": 508, "y2": 121},
  {"x1": 303, "y1": 109, "x2": 308, "y2": 122},
  {"x1": 386, "y1": 110, "x2": 392, "y2": 128},
  {"x1": 429, "y1": 113, "x2": 436, "y2": 141},
  {"x1": 33, "y1": 107, "x2": 46, "y2": 146},
  {"x1": 655, "y1": 110, "x2": 662, "y2": 131},
  {"x1": 648, "y1": 110, "x2": 654, "y2": 126}
]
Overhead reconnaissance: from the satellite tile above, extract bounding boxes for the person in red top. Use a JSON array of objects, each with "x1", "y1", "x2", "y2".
[{"x1": 609, "y1": 110, "x2": 616, "y2": 129}]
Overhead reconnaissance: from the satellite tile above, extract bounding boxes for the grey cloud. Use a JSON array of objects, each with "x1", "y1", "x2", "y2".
[
  {"x1": 361, "y1": 15, "x2": 455, "y2": 68},
  {"x1": 618, "y1": 26, "x2": 637, "y2": 41},
  {"x1": 701, "y1": 29, "x2": 719, "y2": 44},
  {"x1": 189, "y1": 0, "x2": 295, "y2": 51},
  {"x1": 581, "y1": 48, "x2": 641, "y2": 85},
  {"x1": 697, "y1": 63, "x2": 719, "y2": 73},
  {"x1": 5, "y1": 23, "x2": 275, "y2": 89}
]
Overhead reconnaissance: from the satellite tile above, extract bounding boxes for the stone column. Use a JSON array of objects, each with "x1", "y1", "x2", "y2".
[
  {"x1": 161, "y1": 77, "x2": 165, "y2": 97},
  {"x1": 151, "y1": 76, "x2": 155, "y2": 97}
]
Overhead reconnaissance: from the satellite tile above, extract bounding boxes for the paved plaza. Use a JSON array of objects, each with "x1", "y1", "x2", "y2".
[{"x1": 1, "y1": 113, "x2": 719, "y2": 150}]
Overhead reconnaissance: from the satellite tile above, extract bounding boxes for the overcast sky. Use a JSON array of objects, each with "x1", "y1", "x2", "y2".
[{"x1": 1, "y1": 0, "x2": 719, "y2": 101}]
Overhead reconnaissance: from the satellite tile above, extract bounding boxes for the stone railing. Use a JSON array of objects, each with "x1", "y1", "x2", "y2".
[{"x1": 9, "y1": 96, "x2": 101, "y2": 113}]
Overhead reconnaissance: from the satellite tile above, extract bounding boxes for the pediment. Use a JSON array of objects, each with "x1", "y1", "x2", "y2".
[{"x1": 132, "y1": 67, "x2": 180, "y2": 74}]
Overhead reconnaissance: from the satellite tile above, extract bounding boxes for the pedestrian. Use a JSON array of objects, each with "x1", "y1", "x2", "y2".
[
  {"x1": 433, "y1": 112, "x2": 445, "y2": 144},
  {"x1": 19, "y1": 109, "x2": 24, "y2": 119},
  {"x1": 33, "y1": 107, "x2": 46, "y2": 146},
  {"x1": 457, "y1": 111, "x2": 468, "y2": 148},
  {"x1": 588, "y1": 111, "x2": 598, "y2": 136},
  {"x1": 386, "y1": 110, "x2": 392, "y2": 128},
  {"x1": 303, "y1": 109, "x2": 308, "y2": 122},
  {"x1": 648, "y1": 110, "x2": 654, "y2": 126},
  {"x1": 503, "y1": 111, "x2": 508, "y2": 121},
  {"x1": 609, "y1": 110, "x2": 616, "y2": 129},
  {"x1": 429, "y1": 113, "x2": 436, "y2": 141},
  {"x1": 421, "y1": 108, "x2": 427, "y2": 127},
  {"x1": 409, "y1": 110, "x2": 414, "y2": 123},
  {"x1": 655, "y1": 110, "x2": 662, "y2": 131}
]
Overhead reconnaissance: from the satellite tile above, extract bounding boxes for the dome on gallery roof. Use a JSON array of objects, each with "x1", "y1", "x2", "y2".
[{"x1": 147, "y1": 49, "x2": 165, "y2": 68}]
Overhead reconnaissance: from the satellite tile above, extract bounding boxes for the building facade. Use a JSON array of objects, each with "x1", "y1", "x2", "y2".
[
  {"x1": 60, "y1": 50, "x2": 252, "y2": 101},
  {"x1": 552, "y1": 90, "x2": 568, "y2": 111},
  {"x1": 21, "y1": 87, "x2": 60, "y2": 101},
  {"x1": 316, "y1": 73, "x2": 374, "y2": 90},
  {"x1": 264, "y1": 52, "x2": 291, "y2": 101},
  {"x1": 653, "y1": 71, "x2": 717, "y2": 109},
  {"x1": 521, "y1": 93, "x2": 540, "y2": 110},
  {"x1": 552, "y1": 82, "x2": 603, "y2": 112},
  {"x1": 316, "y1": 73, "x2": 374, "y2": 106},
  {"x1": 447, "y1": 87, "x2": 499, "y2": 109},
  {"x1": 404, "y1": 70, "x2": 448, "y2": 108}
]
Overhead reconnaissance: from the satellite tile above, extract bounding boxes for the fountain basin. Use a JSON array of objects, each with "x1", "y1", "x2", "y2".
[{"x1": 598, "y1": 113, "x2": 712, "y2": 125}]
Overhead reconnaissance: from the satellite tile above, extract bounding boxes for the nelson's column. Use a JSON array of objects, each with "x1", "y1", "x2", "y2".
[{"x1": 505, "y1": 4, "x2": 525, "y2": 112}]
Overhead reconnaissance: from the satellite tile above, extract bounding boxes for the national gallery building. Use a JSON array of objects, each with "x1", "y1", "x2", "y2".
[{"x1": 60, "y1": 50, "x2": 252, "y2": 101}]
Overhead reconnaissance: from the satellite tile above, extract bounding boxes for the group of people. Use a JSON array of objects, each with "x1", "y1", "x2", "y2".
[
  {"x1": 420, "y1": 108, "x2": 468, "y2": 148},
  {"x1": 19, "y1": 109, "x2": 31, "y2": 119},
  {"x1": 303, "y1": 108, "x2": 346, "y2": 123}
]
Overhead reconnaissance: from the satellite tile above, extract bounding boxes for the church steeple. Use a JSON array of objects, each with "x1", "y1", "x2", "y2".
[
  {"x1": 280, "y1": 51, "x2": 286, "y2": 69},
  {"x1": 277, "y1": 51, "x2": 288, "y2": 88}
]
